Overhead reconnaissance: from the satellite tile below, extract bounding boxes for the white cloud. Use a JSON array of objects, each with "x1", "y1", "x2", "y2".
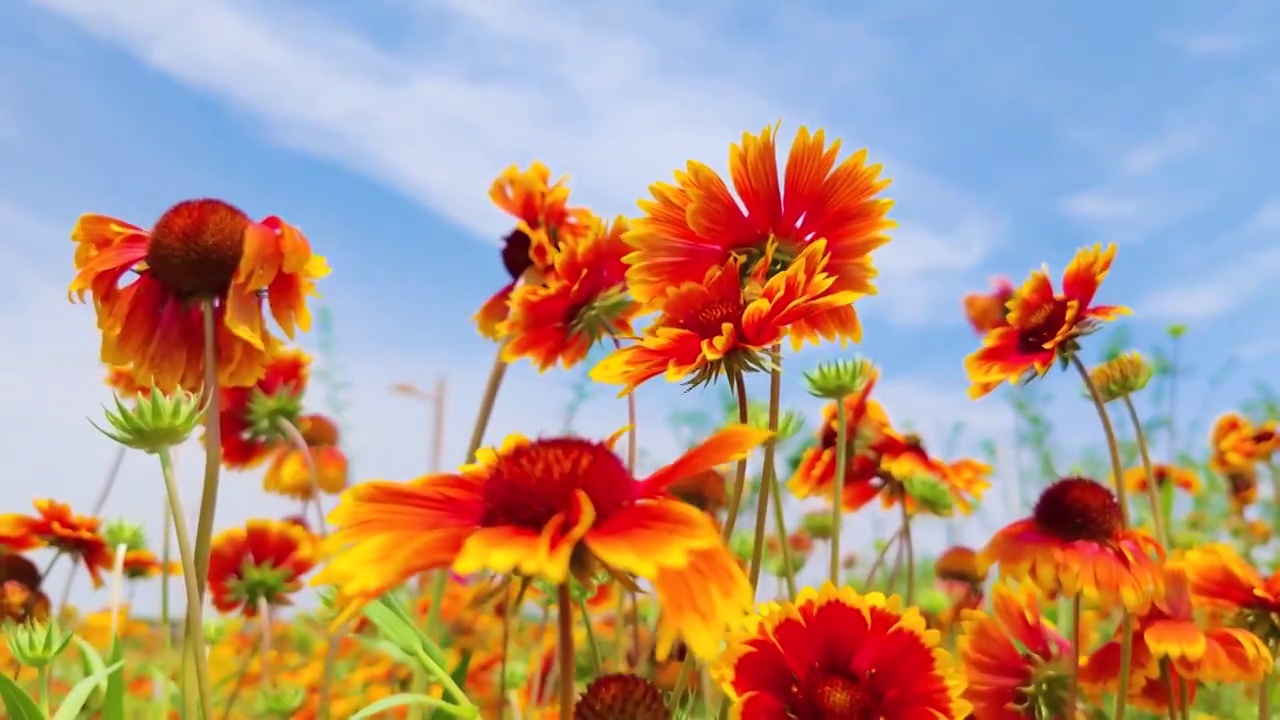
[
  {"x1": 24, "y1": 0, "x2": 1005, "y2": 327},
  {"x1": 1137, "y1": 246, "x2": 1280, "y2": 322},
  {"x1": 1166, "y1": 31, "x2": 1257, "y2": 58}
]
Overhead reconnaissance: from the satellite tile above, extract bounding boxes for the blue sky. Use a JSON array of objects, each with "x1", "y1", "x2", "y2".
[{"x1": 1, "y1": 0, "x2": 1278, "y2": 609}]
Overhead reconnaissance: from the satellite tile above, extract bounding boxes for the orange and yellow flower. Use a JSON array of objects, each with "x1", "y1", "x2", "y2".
[
  {"x1": 592, "y1": 240, "x2": 857, "y2": 393},
  {"x1": 208, "y1": 518, "x2": 318, "y2": 617},
  {"x1": 962, "y1": 276, "x2": 1014, "y2": 334},
  {"x1": 473, "y1": 162, "x2": 595, "y2": 338},
  {"x1": 879, "y1": 434, "x2": 992, "y2": 516},
  {"x1": 499, "y1": 216, "x2": 639, "y2": 372},
  {"x1": 1182, "y1": 543, "x2": 1280, "y2": 644},
  {"x1": 0, "y1": 499, "x2": 112, "y2": 588},
  {"x1": 262, "y1": 414, "x2": 349, "y2": 501},
  {"x1": 1120, "y1": 463, "x2": 1201, "y2": 495},
  {"x1": 958, "y1": 582, "x2": 1072, "y2": 720},
  {"x1": 315, "y1": 425, "x2": 770, "y2": 659},
  {"x1": 713, "y1": 583, "x2": 970, "y2": 719},
  {"x1": 624, "y1": 124, "x2": 893, "y2": 347},
  {"x1": 68, "y1": 200, "x2": 329, "y2": 391},
  {"x1": 117, "y1": 548, "x2": 178, "y2": 580},
  {"x1": 218, "y1": 348, "x2": 311, "y2": 468},
  {"x1": 964, "y1": 244, "x2": 1128, "y2": 399},
  {"x1": 980, "y1": 477, "x2": 1162, "y2": 612},
  {"x1": 1208, "y1": 412, "x2": 1277, "y2": 475}
]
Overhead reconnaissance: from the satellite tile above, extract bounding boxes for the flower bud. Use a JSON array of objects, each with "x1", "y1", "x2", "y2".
[
  {"x1": 92, "y1": 384, "x2": 206, "y2": 453},
  {"x1": 255, "y1": 684, "x2": 306, "y2": 719},
  {"x1": 4, "y1": 617, "x2": 72, "y2": 668},
  {"x1": 1085, "y1": 351, "x2": 1152, "y2": 403},
  {"x1": 804, "y1": 357, "x2": 874, "y2": 400}
]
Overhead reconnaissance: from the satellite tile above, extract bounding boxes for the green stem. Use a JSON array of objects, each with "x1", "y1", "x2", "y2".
[
  {"x1": 158, "y1": 446, "x2": 215, "y2": 720},
  {"x1": 767, "y1": 463, "x2": 797, "y2": 598},
  {"x1": 413, "y1": 646, "x2": 474, "y2": 708},
  {"x1": 899, "y1": 498, "x2": 915, "y2": 604},
  {"x1": 37, "y1": 667, "x2": 49, "y2": 717},
  {"x1": 1071, "y1": 353, "x2": 1131, "y2": 526},
  {"x1": 276, "y1": 417, "x2": 330, "y2": 540},
  {"x1": 1261, "y1": 674, "x2": 1272, "y2": 720},
  {"x1": 159, "y1": 498, "x2": 173, "y2": 720},
  {"x1": 1068, "y1": 595, "x2": 1081, "y2": 715},
  {"x1": 721, "y1": 370, "x2": 752, "y2": 539},
  {"x1": 747, "y1": 345, "x2": 784, "y2": 589},
  {"x1": 193, "y1": 301, "x2": 224, "y2": 599},
  {"x1": 1122, "y1": 394, "x2": 1167, "y2": 547},
  {"x1": 578, "y1": 597, "x2": 603, "y2": 675},
  {"x1": 829, "y1": 391, "x2": 849, "y2": 585}
]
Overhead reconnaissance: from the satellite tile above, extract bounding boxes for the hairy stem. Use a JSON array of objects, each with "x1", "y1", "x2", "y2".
[{"x1": 748, "y1": 345, "x2": 784, "y2": 589}]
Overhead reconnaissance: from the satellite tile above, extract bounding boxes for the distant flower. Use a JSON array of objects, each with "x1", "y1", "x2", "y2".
[
  {"x1": 962, "y1": 276, "x2": 1014, "y2": 334},
  {"x1": 217, "y1": 348, "x2": 311, "y2": 469},
  {"x1": 965, "y1": 244, "x2": 1128, "y2": 399},
  {"x1": 208, "y1": 518, "x2": 318, "y2": 617},
  {"x1": 262, "y1": 414, "x2": 349, "y2": 501},
  {"x1": 68, "y1": 199, "x2": 329, "y2": 391},
  {"x1": 1182, "y1": 543, "x2": 1280, "y2": 648},
  {"x1": 0, "y1": 500, "x2": 112, "y2": 588},
  {"x1": 1120, "y1": 463, "x2": 1200, "y2": 495}
]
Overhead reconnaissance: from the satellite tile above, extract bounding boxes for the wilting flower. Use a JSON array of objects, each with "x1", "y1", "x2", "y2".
[
  {"x1": 68, "y1": 200, "x2": 329, "y2": 391},
  {"x1": 980, "y1": 477, "x2": 1162, "y2": 612},
  {"x1": 965, "y1": 244, "x2": 1128, "y2": 399},
  {"x1": 625, "y1": 124, "x2": 893, "y2": 346},
  {"x1": 218, "y1": 348, "x2": 310, "y2": 468},
  {"x1": 962, "y1": 276, "x2": 1014, "y2": 334},
  {"x1": 1083, "y1": 561, "x2": 1271, "y2": 703},
  {"x1": 958, "y1": 582, "x2": 1072, "y2": 719},
  {"x1": 315, "y1": 425, "x2": 769, "y2": 659},
  {"x1": 0, "y1": 555, "x2": 50, "y2": 624},
  {"x1": 592, "y1": 241, "x2": 858, "y2": 392},
  {"x1": 0, "y1": 500, "x2": 112, "y2": 588},
  {"x1": 713, "y1": 583, "x2": 971, "y2": 719},
  {"x1": 1182, "y1": 543, "x2": 1280, "y2": 648},
  {"x1": 500, "y1": 216, "x2": 638, "y2": 371},
  {"x1": 1208, "y1": 413, "x2": 1277, "y2": 475},
  {"x1": 574, "y1": 674, "x2": 671, "y2": 720},
  {"x1": 1121, "y1": 463, "x2": 1201, "y2": 495},
  {"x1": 208, "y1": 518, "x2": 318, "y2": 617},
  {"x1": 262, "y1": 414, "x2": 349, "y2": 501},
  {"x1": 473, "y1": 162, "x2": 594, "y2": 338}
]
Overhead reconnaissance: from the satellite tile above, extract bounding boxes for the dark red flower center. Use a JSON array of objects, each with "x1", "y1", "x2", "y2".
[
  {"x1": 573, "y1": 673, "x2": 671, "y2": 720},
  {"x1": 480, "y1": 438, "x2": 635, "y2": 530},
  {"x1": 679, "y1": 296, "x2": 746, "y2": 338},
  {"x1": 1015, "y1": 299, "x2": 1070, "y2": 354},
  {"x1": 500, "y1": 228, "x2": 535, "y2": 280},
  {"x1": 146, "y1": 199, "x2": 250, "y2": 298},
  {"x1": 1032, "y1": 477, "x2": 1122, "y2": 542},
  {"x1": 797, "y1": 672, "x2": 877, "y2": 720}
]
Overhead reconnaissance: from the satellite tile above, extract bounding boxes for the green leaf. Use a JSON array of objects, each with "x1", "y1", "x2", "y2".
[
  {"x1": 429, "y1": 650, "x2": 473, "y2": 720},
  {"x1": 101, "y1": 641, "x2": 127, "y2": 720},
  {"x1": 52, "y1": 660, "x2": 123, "y2": 720},
  {"x1": 0, "y1": 673, "x2": 45, "y2": 720},
  {"x1": 350, "y1": 692, "x2": 476, "y2": 719}
]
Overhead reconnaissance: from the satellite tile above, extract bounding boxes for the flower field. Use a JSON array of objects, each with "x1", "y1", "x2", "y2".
[{"x1": 1, "y1": 124, "x2": 1277, "y2": 720}]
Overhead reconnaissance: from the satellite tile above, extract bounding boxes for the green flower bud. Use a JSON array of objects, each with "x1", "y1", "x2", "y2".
[
  {"x1": 92, "y1": 384, "x2": 206, "y2": 453},
  {"x1": 901, "y1": 475, "x2": 956, "y2": 516},
  {"x1": 804, "y1": 357, "x2": 873, "y2": 400},
  {"x1": 102, "y1": 519, "x2": 149, "y2": 552},
  {"x1": 1085, "y1": 351, "x2": 1153, "y2": 403},
  {"x1": 4, "y1": 618, "x2": 72, "y2": 668},
  {"x1": 917, "y1": 587, "x2": 951, "y2": 616},
  {"x1": 255, "y1": 684, "x2": 306, "y2": 719},
  {"x1": 745, "y1": 401, "x2": 805, "y2": 441},
  {"x1": 800, "y1": 510, "x2": 836, "y2": 540},
  {"x1": 203, "y1": 615, "x2": 230, "y2": 646}
]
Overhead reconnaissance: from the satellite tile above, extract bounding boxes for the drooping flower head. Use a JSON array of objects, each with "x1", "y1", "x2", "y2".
[
  {"x1": 69, "y1": 200, "x2": 329, "y2": 391},
  {"x1": 315, "y1": 425, "x2": 770, "y2": 659},
  {"x1": 217, "y1": 348, "x2": 311, "y2": 469},
  {"x1": 1082, "y1": 560, "x2": 1272, "y2": 707},
  {"x1": 958, "y1": 582, "x2": 1072, "y2": 720},
  {"x1": 625, "y1": 123, "x2": 894, "y2": 348},
  {"x1": 713, "y1": 583, "x2": 971, "y2": 719},
  {"x1": 500, "y1": 216, "x2": 639, "y2": 372},
  {"x1": 1182, "y1": 543, "x2": 1280, "y2": 649},
  {"x1": 592, "y1": 241, "x2": 857, "y2": 393},
  {"x1": 262, "y1": 414, "x2": 349, "y2": 501},
  {"x1": 1208, "y1": 412, "x2": 1277, "y2": 475},
  {"x1": 0, "y1": 500, "x2": 112, "y2": 588},
  {"x1": 474, "y1": 162, "x2": 595, "y2": 338},
  {"x1": 962, "y1": 276, "x2": 1014, "y2": 334},
  {"x1": 981, "y1": 477, "x2": 1162, "y2": 612},
  {"x1": 208, "y1": 518, "x2": 318, "y2": 617},
  {"x1": 934, "y1": 545, "x2": 987, "y2": 627},
  {"x1": 965, "y1": 244, "x2": 1128, "y2": 399}
]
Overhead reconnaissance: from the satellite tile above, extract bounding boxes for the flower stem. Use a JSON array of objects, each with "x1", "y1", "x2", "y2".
[
  {"x1": 498, "y1": 594, "x2": 515, "y2": 720},
  {"x1": 899, "y1": 498, "x2": 916, "y2": 604},
  {"x1": 747, "y1": 345, "x2": 784, "y2": 589},
  {"x1": 159, "y1": 497, "x2": 173, "y2": 720},
  {"x1": 1260, "y1": 674, "x2": 1272, "y2": 720},
  {"x1": 158, "y1": 446, "x2": 214, "y2": 720},
  {"x1": 1068, "y1": 594, "x2": 1081, "y2": 715},
  {"x1": 721, "y1": 370, "x2": 752, "y2": 539},
  {"x1": 767, "y1": 464, "x2": 797, "y2": 598},
  {"x1": 1122, "y1": 394, "x2": 1167, "y2": 547},
  {"x1": 1070, "y1": 353, "x2": 1134, "y2": 720},
  {"x1": 829, "y1": 391, "x2": 849, "y2": 585},
  {"x1": 193, "y1": 300, "x2": 224, "y2": 599},
  {"x1": 90, "y1": 445, "x2": 128, "y2": 515},
  {"x1": 37, "y1": 667, "x2": 49, "y2": 717},
  {"x1": 861, "y1": 529, "x2": 902, "y2": 587},
  {"x1": 276, "y1": 417, "x2": 330, "y2": 540},
  {"x1": 578, "y1": 596, "x2": 603, "y2": 675},
  {"x1": 556, "y1": 583, "x2": 575, "y2": 720},
  {"x1": 466, "y1": 343, "x2": 510, "y2": 464}
]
